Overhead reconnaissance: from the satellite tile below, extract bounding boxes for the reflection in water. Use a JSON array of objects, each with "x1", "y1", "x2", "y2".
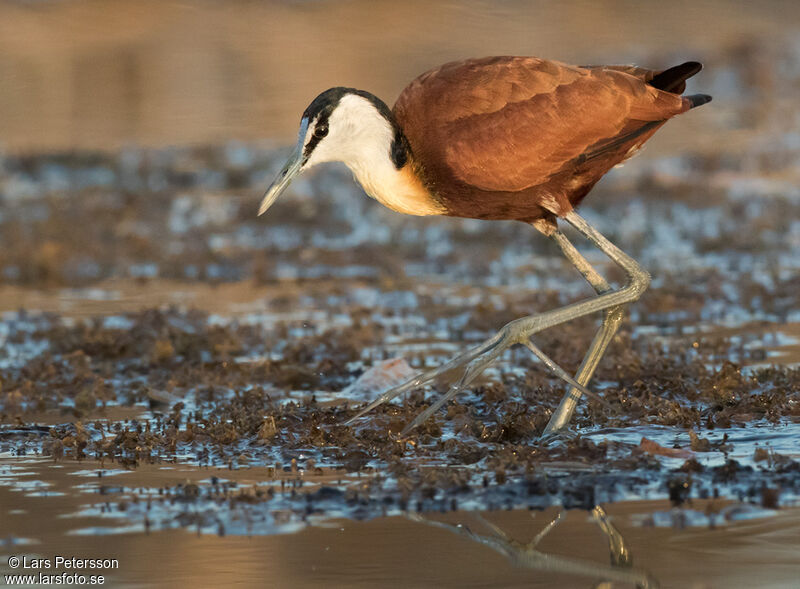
[
  {"x1": 2, "y1": 456, "x2": 799, "y2": 587},
  {"x1": 409, "y1": 506, "x2": 658, "y2": 588},
  {"x1": 593, "y1": 505, "x2": 631, "y2": 568}
]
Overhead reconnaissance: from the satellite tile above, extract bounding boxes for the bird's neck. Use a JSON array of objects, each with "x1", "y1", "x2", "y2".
[
  {"x1": 348, "y1": 152, "x2": 443, "y2": 217},
  {"x1": 335, "y1": 93, "x2": 444, "y2": 216}
]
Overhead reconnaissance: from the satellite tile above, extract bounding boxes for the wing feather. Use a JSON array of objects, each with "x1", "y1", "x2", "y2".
[{"x1": 394, "y1": 57, "x2": 689, "y2": 193}]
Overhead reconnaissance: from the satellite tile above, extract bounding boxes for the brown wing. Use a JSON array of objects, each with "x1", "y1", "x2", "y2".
[{"x1": 394, "y1": 56, "x2": 691, "y2": 193}]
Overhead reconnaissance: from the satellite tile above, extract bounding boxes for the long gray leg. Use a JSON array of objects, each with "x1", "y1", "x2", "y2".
[
  {"x1": 550, "y1": 230, "x2": 613, "y2": 295},
  {"x1": 451, "y1": 211, "x2": 648, "y2": 345},
  {"x1": 542, "y1": 229, "x2": 624, "y2": 436},
  {"x1": 541, "y1": 212, "x2": 649, "y2": 435}
]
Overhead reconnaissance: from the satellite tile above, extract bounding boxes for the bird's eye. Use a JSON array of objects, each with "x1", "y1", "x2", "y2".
[{"x1": 314, "y1": 123, "x2": 329, "y2": 138}]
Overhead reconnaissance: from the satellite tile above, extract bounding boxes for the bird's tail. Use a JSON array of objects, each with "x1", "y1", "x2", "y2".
[
  {"x1": 684, "y1": 93, "x2": 713, "y2": 108},
  {"x1": 649, "y1": 61, "x2": 712, "y2": 109},
  {"x1": 649, "y1": 61, "x2": 703, "y2": 93}
]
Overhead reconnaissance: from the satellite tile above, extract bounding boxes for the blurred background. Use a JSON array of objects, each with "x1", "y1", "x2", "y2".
[
  {"x1": 1, "y1": 0, "x2": 798, "y2": 301},
  {"x1": 1, "y1": 0, "x2": 796, "y2": 154}
]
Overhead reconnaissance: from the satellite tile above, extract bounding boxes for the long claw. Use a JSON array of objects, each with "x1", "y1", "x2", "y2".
[
  {"x1": 521, "y1": 340, "x2": 613, "y2": 411},
  {"x1": 400, "y1": 349, "x2": 501, "y2": 436},
  {"x1": 344, "y1": 374, "x2": 428, "y2": 426},
  {"x1": 399, "y1": 383, "x2": 461, "y2": 436},
  {"x1": 345, "y1": 332, "x2": 505, "y2": 426}
]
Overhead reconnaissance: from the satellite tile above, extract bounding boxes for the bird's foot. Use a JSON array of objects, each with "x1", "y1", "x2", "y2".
[{"x1": 345, "y1": 318, "x2": 608, "y2": 435}]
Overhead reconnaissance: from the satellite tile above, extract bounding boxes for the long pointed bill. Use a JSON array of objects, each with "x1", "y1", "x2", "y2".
[{"x1": 258, "y1": 143, "x2": 305, "y2": 216}]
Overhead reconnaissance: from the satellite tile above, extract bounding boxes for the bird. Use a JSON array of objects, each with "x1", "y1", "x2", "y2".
[{"x1": 258, "y1": 56, "x2": 711, "y2": 437}]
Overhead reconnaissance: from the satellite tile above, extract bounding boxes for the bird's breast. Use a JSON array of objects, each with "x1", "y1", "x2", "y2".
[{"x1": 350, "y1": 159, "x2": 445, "y2": 216}]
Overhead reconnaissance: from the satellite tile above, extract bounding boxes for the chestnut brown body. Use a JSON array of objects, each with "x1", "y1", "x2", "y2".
[{"x1": 393, "y1": 57, "x2": 708, "y2": 233}]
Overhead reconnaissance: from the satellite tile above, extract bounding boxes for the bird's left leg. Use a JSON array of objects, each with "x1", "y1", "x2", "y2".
[{"x1": 541, "y1": 229, "x2": 626, "y2": 436}]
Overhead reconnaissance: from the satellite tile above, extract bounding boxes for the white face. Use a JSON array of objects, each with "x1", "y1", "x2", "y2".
[
  {"x1": 301, "y1": 94, "x2": 395, "y2": 170},
  {"x1": 259, "y1": 92, "x2": 398, "y2": 217}
]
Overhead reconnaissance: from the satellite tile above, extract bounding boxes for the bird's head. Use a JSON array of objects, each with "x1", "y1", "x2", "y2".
[{"x1": 258, "y1": 87, "x2": 405, "y2": 216}]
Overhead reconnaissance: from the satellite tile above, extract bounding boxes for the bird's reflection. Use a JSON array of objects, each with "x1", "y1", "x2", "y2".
[{"x1": 408, "y1": 505, "x2": 658, "y2": 588}]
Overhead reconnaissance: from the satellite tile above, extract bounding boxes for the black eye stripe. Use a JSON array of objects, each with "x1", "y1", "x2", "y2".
[
  {"x1": 299, "y1": 88, "x2": 410, "y2": 169},
  {"x1": 303, "y1": 111, "x2": 332, "y2": 158}
]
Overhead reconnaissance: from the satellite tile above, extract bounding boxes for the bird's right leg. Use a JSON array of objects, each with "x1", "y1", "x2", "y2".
[{"x1": 541, "y1": 229, "x2": 626, "y2": 436}]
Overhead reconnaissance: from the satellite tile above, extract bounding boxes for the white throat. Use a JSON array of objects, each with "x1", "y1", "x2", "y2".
[{"x1": 304, "y1": 94, "x2": 443, "y2": 216}]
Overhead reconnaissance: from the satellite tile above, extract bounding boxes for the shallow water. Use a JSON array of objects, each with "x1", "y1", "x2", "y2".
[{"x1": 2, "y1": 455, "x2": 800, "y2": 588}]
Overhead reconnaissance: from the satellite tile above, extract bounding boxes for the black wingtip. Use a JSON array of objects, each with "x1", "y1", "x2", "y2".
[
  {"x1": 686, "y1": 93, "x2": 713, "y2": 108},
  {"x1": 650, "y1": 61, "x2": 704, "y2": 93},
  {"x1": 682, "y1": 61, "x2": 703, "y2": 75}
]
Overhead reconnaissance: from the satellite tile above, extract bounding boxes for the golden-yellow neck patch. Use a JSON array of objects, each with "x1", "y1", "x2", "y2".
[{"x1": 353, "y1": 161, "x2": 444, "y2": 216}]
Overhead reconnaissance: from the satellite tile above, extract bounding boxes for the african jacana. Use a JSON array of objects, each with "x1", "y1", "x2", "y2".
[{"x1": 259, "y1": 56, "x2": 711, "y2": 436}]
